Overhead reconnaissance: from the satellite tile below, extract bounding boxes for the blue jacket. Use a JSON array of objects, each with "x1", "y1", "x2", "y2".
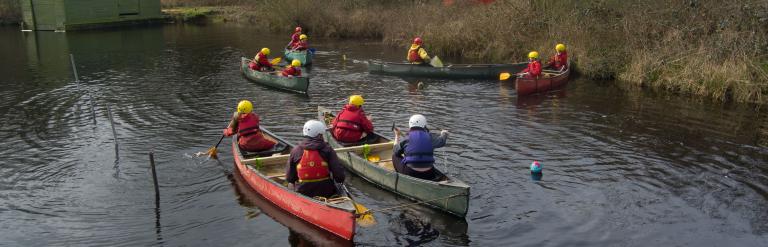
[{"x1": 394, "y1": 127, "x2": 448, "y2": 169}]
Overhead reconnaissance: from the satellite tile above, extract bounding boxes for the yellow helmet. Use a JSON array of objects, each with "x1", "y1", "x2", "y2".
[
  {"x1": 237, "y1": 100, "x2": 253, "y2": 114},
  {"x1": 349, "y1": 95, "x2": 364, "y2": 106},
  {"x1": 528, "y1": 51, "x2": 539, "y2": 59},
  {"x1": 299, "y1": 34, "x2": 308, "y2": 40},
  {"x1": 261, "y1": 48, "x2": 271, "y2": 56},
  {"x1": 291, "y1": 59, "x2": 301, "y2": 67},
  {"x1": 555, "y1": 44, "x2": 566, "y2": 52}
]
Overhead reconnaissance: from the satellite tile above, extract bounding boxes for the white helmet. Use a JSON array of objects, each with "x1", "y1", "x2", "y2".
[
  {"x1": 408, "y1": 114, "x2": 427, "y2": 128},
  {"x1": 303, "y1": 120, "x2": 326, "y2": 137}
]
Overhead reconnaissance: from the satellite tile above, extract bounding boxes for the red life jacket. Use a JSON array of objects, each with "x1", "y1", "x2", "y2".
[
  {"x1": 297, "y1": 149, "x2": 330, "y2": 182},
  {"x1": 281, "y1": 66, "x2": 301, "y2": 77},
  {"x1": 253, "y1": 52, "x2": 272, "y2": 71},
  {"x1": 288, "y1": 32, "x2": 301, "y2": 48},
  {"x1": 293, "y1": 40, "x2": 309, "y2": 51},
  {"x1": 522, "y1": 60, "x2": 542, "y2": 78},
  {"x1": 238, "y1": 113, "x2": 261, "y2": 136},
  {"x1": 407, "y1": 46, "x2": 423, "y2": 63},
  {"x1": 549, "y1": 51, "x2": 568, "y2": 70},
  {"x1": 332, "y1": 105, "x2": 369, "y2": 142},
  {"x1": 237, "y1": 113, "x2": 276, "y2": 151}
]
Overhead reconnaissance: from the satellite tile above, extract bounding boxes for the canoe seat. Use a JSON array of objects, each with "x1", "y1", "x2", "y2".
[
  {"x1": 335, "y1": 136, "x2": 382, "y2": 147},
  {"x1": 242, "y1": 142, "x2": 288, "y2": 158}
]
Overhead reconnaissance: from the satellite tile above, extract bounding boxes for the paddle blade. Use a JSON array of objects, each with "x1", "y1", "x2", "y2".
[
  {"x1": 430, "y1": 56, "x2": 444, "y2": 68},
  {"x1": 354, "y1": 203, "x2": 376, "y2": 227},
  {"x1": 499, "y1": 72, "x2": 511, "y2": 81},
  {"x1": 366, "y1": 154, "x2": 381, "y2": 162},
  {"x1": 271, "y1": 57, "x2": 282, "y2": 65},
  {"x1": 206, "y1": 147, "x2": 219, "y2": 159}
]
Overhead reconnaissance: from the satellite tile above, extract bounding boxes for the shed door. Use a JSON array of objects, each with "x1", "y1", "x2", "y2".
[
  {"x1": 32, "y1": 0, "x2": 57, "y2": 30},
  {"x1": 118, "y1": 0, "x2": 140, "y2": 15}
]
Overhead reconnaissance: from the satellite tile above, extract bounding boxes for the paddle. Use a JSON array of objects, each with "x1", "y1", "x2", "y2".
[
  {"x1": 499, "y1": 72, "x2": 512, "y2": 81},
  {"x1": 242, "y1": 142, "x2": 394, "y2": 166},
  {"x1": 323, "y1": 158, "x2": 375, "y2": 227},
  {"x1": 245, "y1": 57, "x2": 283, "y2": 66},
  {"x1": 270, "y1": 57, "x2": 281, "y2": 65},
  {"x1": 340, "y1": 183, "x2": 375, "y2": 227},
  {"x1": 205, "y1": 135, "x2": 226, "y2": 159},
  {"x1": 430, "y1": 56, "x2": 444, "y2": 68},
  {"x1": 247, "y1": 57, "x2": 282, "y2": 65}
]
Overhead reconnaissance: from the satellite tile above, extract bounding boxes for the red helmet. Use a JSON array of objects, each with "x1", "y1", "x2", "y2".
[
  {"x1": 413, "y1": 37, "x2": 422, "y2": 45},
  {"x1": 295, "y1": 26, "x2": 302, "y2": 32}
]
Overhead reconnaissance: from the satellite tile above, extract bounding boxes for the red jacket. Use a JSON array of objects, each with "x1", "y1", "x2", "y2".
[
  {"x1": 407, "y1": 45, "x2": 426, "y2": 63},
  {"x1": 281, "y1": 66, "x2": 301, "y2": 77},
  {"x1": 292, "y1": 40, "x2": 309, "y2": 51},
  {"x1": 288, "y1": 32, "x2": 301, "y2": 48},
  {"x1": 521, "y1": 60, "x2": 542, "y2": 78},
  {"x1": 252, "y1": 52, "x2": 272, "y2": 71},
  {"x1": 230, "y1": 113, "x2": 277, "y2": 152},
  {"x1": 547, "y1": 51, "x2": 567, "y2": 70},
  {"x1": 331, "y1": 104, "x2": 374, "y2": 142}
]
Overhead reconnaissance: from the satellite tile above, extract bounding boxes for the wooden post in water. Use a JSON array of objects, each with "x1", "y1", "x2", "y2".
[{"x1": 149, "y1": 152, "x2": 160, "y2": 204}]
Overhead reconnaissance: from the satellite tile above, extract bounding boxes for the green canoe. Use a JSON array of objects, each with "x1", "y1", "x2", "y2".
[
  {"x1": 318, "y1": 106, "x2": 470, "y2": 217},
  {"x1": 284, "y1": 49, "x2": 313, "y2": 66},
  {"x1": 240, "y1": 57, "x2": 309, "y2": 94},
  {"x1": 368, "y1": 61, "x2": 527, "y2": 79}
]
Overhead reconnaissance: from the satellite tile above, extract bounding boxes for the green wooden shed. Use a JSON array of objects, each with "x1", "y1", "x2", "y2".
[{"x1": 20, "y1": 0, "x2": 162, "y2": 31}]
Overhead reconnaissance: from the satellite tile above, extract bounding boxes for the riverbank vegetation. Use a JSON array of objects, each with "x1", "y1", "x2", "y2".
[{"x1": 160, "y1": 0, "x2": 768, "y2": 104}]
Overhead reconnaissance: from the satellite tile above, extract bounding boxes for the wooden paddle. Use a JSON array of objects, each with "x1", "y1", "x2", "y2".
[
  {"x1": 242, "y1": 142, "x2": 394, "y2": 166},
  {"x1": 499, "y1": 72, "x2": 512, "y2": 80},
  {"x1": 205, "y1": 135, "x2": 226, "y2": 159},
  {"x1": 340, "y1": 183, "x2": 375, "y2": 227},
  {"x1": 246, "y1": 57, "x2": 282, "y2": 66},
  {"x1": 325, "y1": 163, "x2": 376, "y2": 227}
]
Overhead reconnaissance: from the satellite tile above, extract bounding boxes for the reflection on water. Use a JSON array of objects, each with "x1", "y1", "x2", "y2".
[{"x1": 1, "y1": 24, "x2": 767, "y2": 246}]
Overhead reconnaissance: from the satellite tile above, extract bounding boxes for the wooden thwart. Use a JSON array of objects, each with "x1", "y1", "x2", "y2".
[{"x1": 242, "y1": 142, "x2": 394, "y2": 166}]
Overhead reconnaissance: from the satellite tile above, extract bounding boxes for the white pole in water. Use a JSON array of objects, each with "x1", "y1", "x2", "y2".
[
  {"x1": 69, "y1": 54, "x2": 79, "y2": 87},
  {"x1": 70, "y1": 54, "x2": 97, "y2": 124}
]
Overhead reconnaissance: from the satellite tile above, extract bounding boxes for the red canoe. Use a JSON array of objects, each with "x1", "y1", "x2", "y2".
[
  {"x1": 515, "y1": 64, "x2": 571, "y2": 96},
  {"x1": 231, "y1": 168, "x2": 353, "y2": 246},
  {"x1": 232, "y1": 128, "x2": 357, "y2": 240}
]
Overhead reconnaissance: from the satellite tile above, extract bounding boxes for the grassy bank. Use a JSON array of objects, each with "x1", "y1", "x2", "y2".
[
  {"x1": 0, "y1": 0, "x2": 20, "y2": 25},
  {"x1": 163, "y1": 0, "x2": 768, "y2": 104}
]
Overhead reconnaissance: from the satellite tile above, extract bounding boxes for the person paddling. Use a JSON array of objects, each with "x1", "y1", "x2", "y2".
[
  {"x1": 223, "y1": 100, "x2": 277, "y2": 152},
  {"x1": 407, "y1": 37, "x2": 431, "y2": 65},
  {"x1": 517, "y1": 51, "x2": 542, "y2": 79},
  {"x1": 392, "y1": 114, "x2": 449, "y2": 181},
  {"x1": 281, "y1": 59, "x2": 302, "y2": 77},
  {"x1": 287, "y1": 26, "x2": 302, "y2": 49},
  {"x1": 331, "y1": 95, "x2": 375, "y2": 144},
  {"x1": 547, "y1": 44, "x2": 568, "y2": 71},
  {"x1": 285, "y1": 120, "x2": 346, "y2": 198},
  {"x1": 249, "y1": 48, "x2": 274, "y2": 72},
  {"x1": 291, "y1": 34, "x2": 310, "y2": 51}
]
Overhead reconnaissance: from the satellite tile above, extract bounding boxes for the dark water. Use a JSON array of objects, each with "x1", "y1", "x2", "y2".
[{"x1": 1, "y1": 24, "x2": 767, "y2": 246}]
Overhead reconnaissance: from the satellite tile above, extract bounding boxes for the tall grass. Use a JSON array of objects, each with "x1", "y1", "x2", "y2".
[
  {"x1": 160, "y1": 0, "x2": 768, "y2": 104},
  {"x1": 0, "y1": 0, "x2": 21, "y2": 24}
]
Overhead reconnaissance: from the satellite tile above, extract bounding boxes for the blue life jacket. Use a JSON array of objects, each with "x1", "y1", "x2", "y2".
[{"x1": 402, "y1": 128, "x2": 435, "y2": 168}]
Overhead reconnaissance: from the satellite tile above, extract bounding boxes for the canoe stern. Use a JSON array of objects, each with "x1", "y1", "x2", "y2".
[{"x1": 232, "y1": 135, "x2": 356, "y2": 240}]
